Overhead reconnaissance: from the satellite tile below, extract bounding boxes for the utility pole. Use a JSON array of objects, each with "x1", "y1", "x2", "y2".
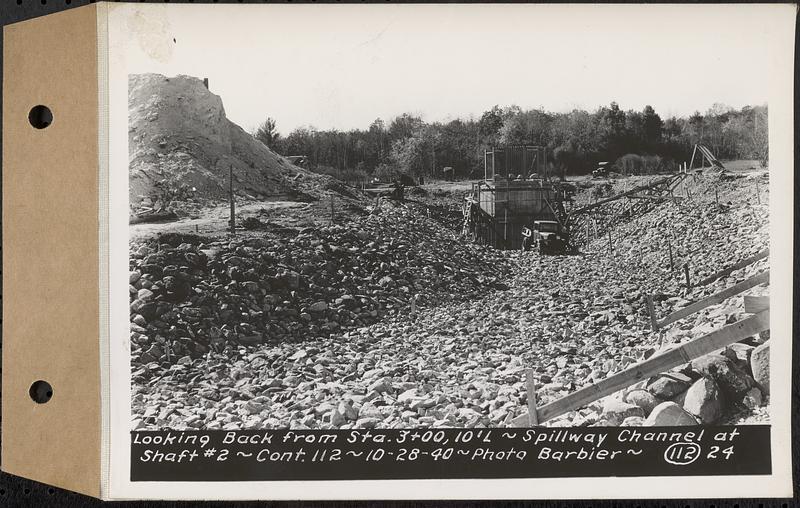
[{"x1": 229, "y1": 164, "x2": 236, "y2": 235}]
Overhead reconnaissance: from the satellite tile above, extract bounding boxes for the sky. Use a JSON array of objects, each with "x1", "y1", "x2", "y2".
[{"x1": 117, "y1": 3, "x2": 789, "y2": 135}]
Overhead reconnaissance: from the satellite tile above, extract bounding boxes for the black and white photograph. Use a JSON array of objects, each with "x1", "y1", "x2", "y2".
[
  {"x1": 104, "y1": 2, "x2": 793, "y2": 498},
  {"x1": 127, "y1": 7, "x2": 774, "y2": 434}
]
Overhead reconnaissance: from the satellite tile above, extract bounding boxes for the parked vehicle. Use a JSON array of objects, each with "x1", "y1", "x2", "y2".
[{"x1": 522, "y1": 220, "x2": 569, "y2": 254}]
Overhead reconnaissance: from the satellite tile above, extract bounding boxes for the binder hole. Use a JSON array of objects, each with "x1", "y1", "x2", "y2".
[
  {"x1": 28, "y1": 105, "x2": 53, "y2": 129},
  {"x1": 29, "y1": 380, "x2": 53, "y2": 403}
]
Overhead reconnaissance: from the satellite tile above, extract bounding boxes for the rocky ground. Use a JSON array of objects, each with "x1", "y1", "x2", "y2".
[{"x1": 130, "y1": 170, "x2": 770, "y2": 431}]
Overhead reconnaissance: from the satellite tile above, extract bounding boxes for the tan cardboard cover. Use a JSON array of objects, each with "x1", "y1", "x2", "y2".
[{"x1": 2, "y1": 4, "x2": 101, "y2": 498}]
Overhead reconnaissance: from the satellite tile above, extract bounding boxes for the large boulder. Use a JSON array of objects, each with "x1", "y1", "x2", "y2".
[
  {"x1": 621, "y1": 416, "x2": 646, "y2": 427},
  {"x1": 647, "y1": 373, "x2": 691, "y2": 400},
  {"x1": 682, "y1": 377, "x2": 723, "y2": 424},
  {"x1": 719, "y1": 343, "x2": 754, "y2": 371},
  {"x1": 368, "y1": 377, "x2": 393, "y2": 394},
  {"x1": 625, "y1": 389, "x2": 661, "y2": 416},
  {"x1": 644, "y1": 402, "x2": 699, "y2": 426},
  {"x1": 358, "y1": 402, "x2": 383, "y2": 420},
  {"x1": 691, "y1": 354, "x2": 755, "y2": 398},
  {"x1": 601, "y1": 399, "x2": 644, "y2": 426},
  {"x1": 750, "y1": 342, "x2": 770, "y2": 396}
]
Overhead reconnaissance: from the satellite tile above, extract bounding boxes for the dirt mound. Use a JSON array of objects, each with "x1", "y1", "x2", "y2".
[{"x1": 129, "y1": 74, "x2": 335, "y2": 214}]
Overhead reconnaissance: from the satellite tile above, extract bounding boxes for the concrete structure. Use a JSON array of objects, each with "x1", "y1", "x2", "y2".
[{"x1": 464, "y1": 146, "x2": 566, "y2": 250}]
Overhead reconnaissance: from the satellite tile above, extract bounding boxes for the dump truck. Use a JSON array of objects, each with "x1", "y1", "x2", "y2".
[{"x1": 521, "y1": 220, "x2": 569, "y2": 254}]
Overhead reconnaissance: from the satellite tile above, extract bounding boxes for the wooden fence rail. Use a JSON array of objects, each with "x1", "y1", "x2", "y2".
[
  {"x1": 510, "y1": 309, "x2": 770, "y2": 427},
  {"x1": 651, "y1": 270, "x2": 769, "y2": 330},
  {"x1": 696, "y1": 249, "x2": 769, "y2": 287}
]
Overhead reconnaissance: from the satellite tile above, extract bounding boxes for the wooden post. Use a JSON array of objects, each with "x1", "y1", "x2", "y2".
[
  {"x1": 658, "y1": 270, "x2": 769, "y2": 328},
  {"x1": 667, "y1": 235, "x2": 674, "y2": 271},
  {"x1": 755, "y1": 179, "x2": 761, "y2": 204},
  {"x1": 646, "y1": 294, "x2": 659, "y2": 331},
  {"x1": 503, "y1": 208, "x2": 508, "y2": 242},
  {"x1": 684, "y1": 262, "x2": 691, "y2": 290},
  {"x1": 714, "y1": 187, "x2": 719, "y2": 205},
  {"x1": 696, "y1": 249, "x2": 769, "y2": 286},
  {"x1": 688, "y1": 145, "x2": 698, "y2": 171},
  {"x1": 744, "y1": 295, "x2": 770, "y2": 314},
  {"x1": 229, "y1": 164, "x2": 236, "y2": 235},
  {"x1": 607, "y1": 230, "x2": 613, "y2": 254},
  {"x1": 525, "y1": 369, "x2": 539, "y2": 426}
]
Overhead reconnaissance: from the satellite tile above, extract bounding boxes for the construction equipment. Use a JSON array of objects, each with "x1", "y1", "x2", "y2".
[
  {"x1": 689, "y1": 144, "x2": 726, "y2": 172},
  {"x1": 521, "y1": 220, "x2": 570, "y2": 254},
  {"x1": 592, "y1": 161, "x2": 611, "y2": 178}
]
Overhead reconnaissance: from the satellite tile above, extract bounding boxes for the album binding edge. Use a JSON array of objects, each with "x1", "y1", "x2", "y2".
[{"x1": 2, "y1": 4, "x2": 103, "y2": 498}]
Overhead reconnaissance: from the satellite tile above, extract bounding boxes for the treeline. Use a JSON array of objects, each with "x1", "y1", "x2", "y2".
[{"x1": 253, "y1": 103, "x2": 768, "y2": 182}]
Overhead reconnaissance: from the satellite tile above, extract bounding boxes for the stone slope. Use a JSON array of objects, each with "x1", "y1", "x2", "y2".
[{"x1": 129, "y1": 172, "x2": 770, "y2": 430}]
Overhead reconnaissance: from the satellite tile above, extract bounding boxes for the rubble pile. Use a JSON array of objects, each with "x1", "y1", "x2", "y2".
[
  {"x1": 130, "y1": 203, "x2": 512, "y2": 367},
  {"x1": 534, "y1": 171, "x2": 770, "y2": 427},
  {"x1": 131, "y1": 172, "x2": 770, "y2": 431}
]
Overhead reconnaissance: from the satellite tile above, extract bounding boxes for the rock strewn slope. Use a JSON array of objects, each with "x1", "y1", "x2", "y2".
[{"x1": 131, "y1": 172, "x2": 770, "y2": 430}]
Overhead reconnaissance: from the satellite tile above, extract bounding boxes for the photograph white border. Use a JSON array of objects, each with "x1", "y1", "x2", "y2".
[{"x1": 104, "y1": 3, "x2": 795, "y2": 500}]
